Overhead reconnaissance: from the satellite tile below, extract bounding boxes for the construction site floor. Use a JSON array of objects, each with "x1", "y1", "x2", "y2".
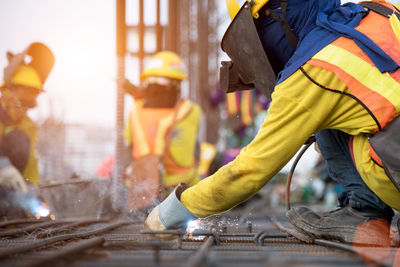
[{"x1": 0, "y1": 206, "x2": 397, "y2": 267}]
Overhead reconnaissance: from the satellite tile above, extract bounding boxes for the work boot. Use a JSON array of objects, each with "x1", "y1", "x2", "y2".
[{"x1": 286, "y1": 206, "x2": 391, "y2": 246}]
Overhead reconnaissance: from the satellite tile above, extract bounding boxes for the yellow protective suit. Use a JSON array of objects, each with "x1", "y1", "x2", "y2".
[
  {"x1": 0, "y1": 115, "x2": 40, "y2": 185},
  {"x1": 181, "y1": 63, "x2": 400, "y2": 218}
]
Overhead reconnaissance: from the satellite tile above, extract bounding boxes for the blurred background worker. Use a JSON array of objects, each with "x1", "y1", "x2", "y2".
[
  {"x1": 145, "y1": 0, "x2": 400, "y2": 247},
  {"x1": 123, "y1": 51, "x2": 202, "y2": 211},
  {"x1": 207, "y1": 87, "x2": 270, "y2": 173},
  {"x1": 0, "y1": 42, "x2": 54, "y2": 218}
]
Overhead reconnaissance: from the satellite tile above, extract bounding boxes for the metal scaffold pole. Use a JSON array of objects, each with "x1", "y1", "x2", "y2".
[{"x1": 114, "y1": 0, "x2": 126, "y2": 211}]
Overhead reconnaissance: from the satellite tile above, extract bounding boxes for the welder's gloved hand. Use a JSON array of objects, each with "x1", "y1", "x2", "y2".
[
  {"x1": 145, "y1": 183, "x2": 196, "y2": 231},
  {"x1": 0, "y1": 157, "x2": 28, "y2": 193}
]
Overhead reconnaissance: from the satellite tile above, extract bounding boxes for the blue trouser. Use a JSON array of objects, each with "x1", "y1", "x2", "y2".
[{"x1": 315, "y1": 129, "x2": 394, "y2": 218}]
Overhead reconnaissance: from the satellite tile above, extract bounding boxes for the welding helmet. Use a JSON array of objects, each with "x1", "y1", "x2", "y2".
[
  {"x1": 3, "y1": 42, "x2": 55, "y2": 91},
  {"x1": 220, "y1": 0, "x2": 297, "y2": 101},
  {"x1": 140, "y1": 51, "x2": 187, "y2": 82}
]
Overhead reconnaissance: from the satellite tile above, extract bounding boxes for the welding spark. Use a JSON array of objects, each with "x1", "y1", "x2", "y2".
[
  {"x1": 25, "y1": 198, "x2": 50, "y2": 218},
  {"x1": 16, "y1": 193, "x2": 50, "y2": 219},
  {"x1": 35, "y1": 204, "x2": 50, "y2": 217},
  {"x1": 187, "y1": 220, "x2": 200, "y2": 233},
  {"x1": 186, "y1": 220, "x2": 206, "y2": 241}
]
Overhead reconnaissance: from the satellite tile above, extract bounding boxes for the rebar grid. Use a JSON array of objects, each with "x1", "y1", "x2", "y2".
[{"x1": 0, "y1": 212, "x2": 393, "y2": 267}]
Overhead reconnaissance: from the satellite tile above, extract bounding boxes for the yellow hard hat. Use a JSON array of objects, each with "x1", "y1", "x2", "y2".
[
  {"x1": 226, "y1": 0, "x2": 270, "y2": 19},
  {"x1": 3, "y1": 42, "x2": 54, "y2": 91},
  {"x1": 140, "y1": 51, "x2": 187, "y2": 81},
  {"x1": 10, "y1": 65, "x2": 42, "y2": 90}
]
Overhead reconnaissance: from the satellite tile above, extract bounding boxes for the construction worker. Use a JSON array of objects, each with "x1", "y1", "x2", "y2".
[
  {"x1": 145, "y1": 0, "x2": 400, "y2": 246},
  {"x1": 124, "y1": 51, "x2": 202, "y2": 210},
  {"x1": 0, "y1": 42, "x2": 54, "y2": 191}
]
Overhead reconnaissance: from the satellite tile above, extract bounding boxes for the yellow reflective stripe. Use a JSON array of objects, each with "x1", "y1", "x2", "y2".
[
  {"x1": 155, "y1": 100, "x2": 194, "y2": 155},
  {"x1": 131, "y1": 104, "x2": 151, "y2": 156},
  {"x1": 312, "y1": 44, "x2": 400, "y2": 113},
  {"x1": 389, "y1": 14, "x2": 400, "y2": 41}
]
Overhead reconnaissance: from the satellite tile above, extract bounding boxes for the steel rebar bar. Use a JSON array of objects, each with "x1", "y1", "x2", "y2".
[
  {"x1": 0, "y1": 221, "x2": 127, "y2": 258},
  {"x1": 185, "y1": 236, "x2": 215, "y2": 267},
  {"x1": 0, "y1": 221, "x2": 67, "y2": 237},
  {"x1": 27, "y1": 237, "x2": 105, "y2": 267},
  {"x1": 36, "y1": 219, "x2": 110, "y2": 239},
  {"x1": 314, "y1": 239, "x2": 392, "y2": 267}
]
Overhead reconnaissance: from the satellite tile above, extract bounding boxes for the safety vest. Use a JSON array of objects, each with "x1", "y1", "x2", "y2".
[
  {"x1": 129, "y1": 98, "x2": 201, "y2": 186},
  {"x1": 306, "y1": 0, "x2": 400, "y2": 166}
]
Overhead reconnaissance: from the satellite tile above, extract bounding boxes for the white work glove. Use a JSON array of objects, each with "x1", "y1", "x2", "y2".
[
  {"x1": 145, "y1": 183, "x2": 196, "y2": 231},
  {"x1": 145, "y1": 206, "x2": 167, "y2": 231},
  {"x1": 0, "y1": 157, "x2": 28, "y2": 193}
]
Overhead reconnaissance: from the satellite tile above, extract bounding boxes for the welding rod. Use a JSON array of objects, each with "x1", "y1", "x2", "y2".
[{"x1": 286, "y1": 136, "x2": 315, "y2": 211}]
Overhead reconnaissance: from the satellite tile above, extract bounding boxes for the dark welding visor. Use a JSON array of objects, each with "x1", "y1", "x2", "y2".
[{"x1": 220, "y1": 1, "x2": 275, "y2": 100}]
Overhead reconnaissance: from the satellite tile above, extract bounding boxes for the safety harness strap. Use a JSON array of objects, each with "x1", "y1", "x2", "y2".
[
  {"x1": 361, "y1": 2, "x2": 400, "y2": 20},
  {"x1": 264, "y1": 0, "x2": 298, "y2": 49}
]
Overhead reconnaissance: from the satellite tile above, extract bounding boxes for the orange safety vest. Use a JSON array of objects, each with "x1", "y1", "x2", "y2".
[
  {"x1": 129, "y1": 98, "x2": 201, "y2": 186},
  {"x1": 306, "y1": 0, "x2": 400, "y2": 166}
]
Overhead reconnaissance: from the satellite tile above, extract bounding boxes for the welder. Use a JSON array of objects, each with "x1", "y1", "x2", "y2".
[
  {"x1": 0, "y1": 42, "x2": 54, "y2": 192},
  {"x1": 145, "y1": 0, "x2": 400, "y2": 246},
  {"x1": 124, "y1": 51, "x2": 202, "y2": 211}
]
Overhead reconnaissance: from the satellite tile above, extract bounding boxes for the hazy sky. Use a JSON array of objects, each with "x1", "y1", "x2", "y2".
[{"x1": 0, "y1": 0, "x2": 120, "y2": 126}]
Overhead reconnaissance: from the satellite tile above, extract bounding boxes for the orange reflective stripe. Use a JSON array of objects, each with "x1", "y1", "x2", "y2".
[
  {"x1": 308, "y1": 57, "x2": 398, "y2": 131},
  {"x1": 306, "y1": 1, "x2": 400, "y2": 167},
  {"x1": 307, "y1": 3, "x2": 400, "y2": 130},
  {"x1": 335, "y1": 2, "x2": 400, "y2": 79}
]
